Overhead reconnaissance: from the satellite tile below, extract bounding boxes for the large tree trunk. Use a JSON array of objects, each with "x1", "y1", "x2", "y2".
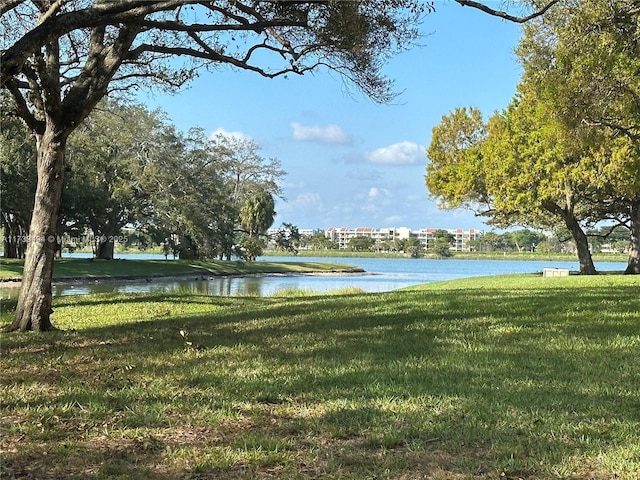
[
  {"x1": 178, "y1": 235, "x2": 198, "y2": 260},
  {"x1": 9, "y1": 128, "x2": 66, "y2": 332},
  {"x1": 94, "y1": 236, "x2": 114, "y2": 260},
  {"x1": 562, "y1": 210, "x2": 597, "y2": 275},
  {"x1": 625, "y1": 201, "x2": 640, "y2": 275},
  {"x1": 545, "y1": 197, "x2": 598, "y2": 275}
]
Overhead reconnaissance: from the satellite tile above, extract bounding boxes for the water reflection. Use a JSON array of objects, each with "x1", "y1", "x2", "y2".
[
  {"x1": 50, "y1": 276, "x2": 272, "y2": 297},
  {"x1": 0, "y1": 256, "x2": 628, "y2": 299}
]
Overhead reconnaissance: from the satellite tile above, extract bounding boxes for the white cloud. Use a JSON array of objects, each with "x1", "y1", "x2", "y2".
[
  {"x1": 364, "y1": 141, "x2": 425, "y2": 165},
  {"x1": 384, "y1": 215, "x2": 403, "y2": 224},
  {"x1": 368, "y1": 187, "x2": 391, "y2": 201},
  {"x1": 359, "y1": 186, "x2": 393, "y2": 215},
  {"x1": 210, "y1": 127, "x2": 251, "y2": 142},
  {"x1": 290, "y1": 122, "x2": 351, "y2": 144},
  {"x1": 293, "y1": 192, "x2": 323, "y2": 209}
]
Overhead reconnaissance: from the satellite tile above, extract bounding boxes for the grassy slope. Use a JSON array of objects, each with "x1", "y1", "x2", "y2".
[
  {"x1": 0, "y1": 258, "x2": 363, "y2": 281},
  {"x1": 1, "y1": 274, "x2": 639, "y2": 479}
]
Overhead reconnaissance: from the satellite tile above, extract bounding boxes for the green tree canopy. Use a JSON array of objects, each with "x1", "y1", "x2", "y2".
[
  {"x1": 0, "y1": 94, "x2": 36, "y2": 258},
  {"x1": 0, "y1": 0, "x2": 563, "y2": 331},
  {"x1": 240, "y1": 190, "x2": 276, "y2": 240},
  {"x1": 63, "y1": 99, "x2": 158, "y2": 259},
  {"x1": 237, "y1": 190, "x2": 276, "y2": 261},
  {"x1": 425, "y1": 107, "x2": 489, "y2": 214},
  {"x1": 426, "y1": 1, "x2": 640, "y2": 274},
  {"x1": 402, "y1": 236, "x2": 424, "y2": 258},
  {"x1": 516, "y1": 0, "x2": 640, "y2": 273},
  {"x1": 349, "y1": 236, "x2": 375, "y2": 252},
  {"x1": 430, "y1": 230, "x2": 454, "y2": 258}
]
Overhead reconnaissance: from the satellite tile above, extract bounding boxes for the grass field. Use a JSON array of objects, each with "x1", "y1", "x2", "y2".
[
  {"x1": 1, "y1": 274, "x2": 639, "y2": 479},
  {"x1": 0, "y1": 258, "x2": 363, "y2": 281}
]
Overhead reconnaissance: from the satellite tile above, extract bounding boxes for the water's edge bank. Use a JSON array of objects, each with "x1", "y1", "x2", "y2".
[{"x1": 0, "y1": 267, "x2": 367, "y2": 289}]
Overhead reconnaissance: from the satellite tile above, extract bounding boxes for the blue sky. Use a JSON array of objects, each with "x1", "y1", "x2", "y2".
[{"x1": 142, "y1": 2, "x2": 524, "y2": 231}]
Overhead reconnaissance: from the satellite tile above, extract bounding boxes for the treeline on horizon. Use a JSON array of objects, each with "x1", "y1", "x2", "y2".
[
  {"x1": 1, "y1": 225, "x2": 627, "y2": 260},
  {"x1": 1, "y1": 96, "x2": 298, "y2": 263}
]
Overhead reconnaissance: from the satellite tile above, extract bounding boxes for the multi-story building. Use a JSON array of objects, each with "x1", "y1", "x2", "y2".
[
  {"x1": 325, "y1": 227, "x2": 382, "y2": 249},
  {"x1": 413, "y1": 228, "x2": 483, "y2": 251},
  {"x1": 325, "y1": 226, "x2": 482, "y2": 252}
]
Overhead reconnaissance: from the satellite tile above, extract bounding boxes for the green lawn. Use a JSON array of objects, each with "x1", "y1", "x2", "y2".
[
  {"x1": 1, "y1": 274, "x2": 639, "y2": 479},
  {"x1": 0, "y1": 258, "x2": 363, "y2": 281}
]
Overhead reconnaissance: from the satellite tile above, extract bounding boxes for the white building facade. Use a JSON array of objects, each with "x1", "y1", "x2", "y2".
[{"x1": 325, "y1": 227, "x2": 483, "y2": 252}]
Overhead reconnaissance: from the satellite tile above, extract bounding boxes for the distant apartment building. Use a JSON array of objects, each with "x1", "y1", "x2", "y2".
[
  {"x1": 413, "y1": 228, "x2": 483, "y2": 251},
  {"x1": 325, "y1": 226, "x2": 406, "y2": 250},
  {"x1": 325, "y1": 227, "x2": 483, "y2": 252}
]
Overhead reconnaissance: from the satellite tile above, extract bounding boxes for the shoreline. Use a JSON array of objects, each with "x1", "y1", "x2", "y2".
[{"x1": 0, "y1": 268, "x2": 368, "y2": 289}]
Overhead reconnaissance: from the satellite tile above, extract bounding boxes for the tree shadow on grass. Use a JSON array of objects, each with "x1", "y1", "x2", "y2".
[{"x1": 2, "y1": 285, "x2": 640, "y2": 479}]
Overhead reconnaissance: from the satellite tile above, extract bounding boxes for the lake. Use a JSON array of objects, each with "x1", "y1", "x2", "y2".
[{"x1": 0, "y1": 254, "x2": 629, "y2": 298}]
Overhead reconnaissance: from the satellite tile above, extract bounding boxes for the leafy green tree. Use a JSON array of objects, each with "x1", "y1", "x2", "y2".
[
  {"x1": 430, "y1": 230, "x2": 454, "y2": 258},
  {"x1": 377, "y1": 240, "x2": 394, "y2": 253},
  {"x1": 427, "y1": 1, "x2": 640, "y2": 274},
  {"x1": 271, "y1": 223, "x2": 302, "y2": 255},
  {"x1": 486, "y1": 232, "x2": 516, "y2": 252},
  {"x1": 237, "y1": 190, "x2": 276, "y2": 261},
  {"x1": 141, "y1": 126, "x2": 236, "y2": 260},
  {"x1": 235, "y1": 236, "x2": 264, "y2": 262},
  {"x1": 0, "y1": 94, "x2": 36, "y2": 258},
  {"x1": 214, "y1": 135, "x2": 286, "y2": 206},
  {"x1": 63, "y1": 99, "x2": 154, "y2": 259},
  {"x1": 219, "y1": 135, "x2": 285, "y2": 260},
  {"x1": 517, "y1": 0, "x2": 640, "y2": 273},
  {"x1": 425, "y1": 107, "x2": 489, "y2": 214},
  {"x1": 426, "y1": 100, "x2": 599, "y2": 274},
  {"x1": 484, "y1": 96, "x2": 600, "y2": 274},
  {"x1": 349, "y1": 236, "x2": 375, "y2": 252},
  {"x1": 508, "y1": 229, "x2": 545, "y2": 252},
  {"x1": 402, "y1": 237, "x2": 424, "y2": 258},
  {"x1": 307, "y1": 232, "x2": 336, "y2": 250},
  {"x1": 2, "y1": 0, "x2": 430, "y2": 331},
  {"x1": 136, "y1": 125, "x2": 286, "y2": 262},
  {"x1": 123, "y1": 231, "x2": 153, "y2": 252},
  {"x1": 469, "y1": 232, "x2": 500, "y2": 252}
]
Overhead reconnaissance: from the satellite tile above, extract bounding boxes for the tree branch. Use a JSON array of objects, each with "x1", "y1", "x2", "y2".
[
  {"x1": 1, "y1": 0, "x2": 200, "y2": 86},
  {"x1": 60, "y1": 23, "x2": 142, "y2": 131},
  {"x1": 584, "y1": 117, "x2": 640, "y2": 141},
  {"x1": 4, "y1": 78, "x2": 43, "y2": 133},
  {"x1": 454, "y1": 0, "x2": 559, "y2": 23},
  {"x1": 37, "y1": 0, "x2": 71, "y2": 25},
  {"x1": 587, "y1": 221, "x2": 629, "y2": 239},
  {"x1": 138, "y1": 18, "x2": 306, "y2": 33},
  {"x1": 0, "y1": 0, "x2": 24, "y2": 16},
  {"x1": 128, "y1": 43, "x2": 306, "y2": 79}
]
